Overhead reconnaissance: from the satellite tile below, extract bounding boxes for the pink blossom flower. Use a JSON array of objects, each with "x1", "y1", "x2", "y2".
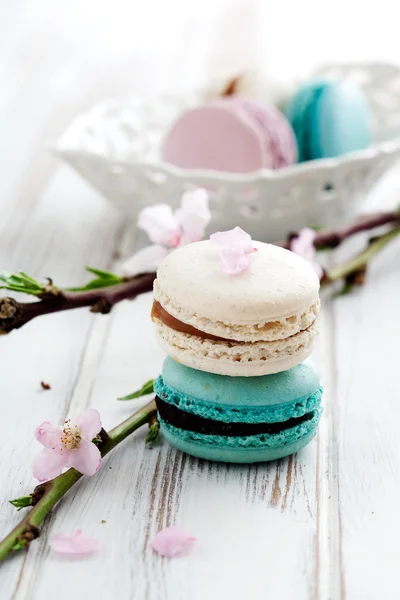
[
  {"x1": 150, "y1": 526, "x2": 196, "y2": 558},
  {"x1": 290, "y1": 228, "x2": 323, "y2": 278},
  {"x1": 210, "y1": 227, "x2": 258, "y2": 275},
  {"x1": 138, "y1": 203, "x2": 182, "y2": 248},
  {"x1": 32, "y1": 409, "x2": 102, "y2": 482},
  {"x1": 122, "y1": 189, "x2": 211, "y2": 276},
  {"x1": 49, "y1": 530, "x2": 100, "y2": 556},
  {"x1": 175, "y1": 189, "x2": 212, "y2": 246}
]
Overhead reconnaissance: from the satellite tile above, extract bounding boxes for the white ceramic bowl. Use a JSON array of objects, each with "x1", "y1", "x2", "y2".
[{"x1": 56, "y1": 63, "x2": 400, "y2": 241}]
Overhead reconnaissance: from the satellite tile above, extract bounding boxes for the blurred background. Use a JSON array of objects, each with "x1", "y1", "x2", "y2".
[
  {"x1": 2, "y1": 0, "x2": 400, "y2": 240},
  {"x1": 3, "y1": 0, "x2": 400, "y2": 132},
  {"x1": 3, "y1": 0, "x2": 400, "y2": 98}
]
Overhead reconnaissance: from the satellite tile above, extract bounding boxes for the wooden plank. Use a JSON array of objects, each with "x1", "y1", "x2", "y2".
[
  {"x1": 8, "y1": 290, "x2": 325, "y2": 600},
  {"x1": 314, "y1": 298, "x2": 344, "y2": 600},
  {"x1": 0, "y1": 168, "x2": 123, "y2": 597},
  {"x1": 2, "y1": 1, "x2": 400, "y2": 598},
  {"x1": 332, "y1": 235, "x2": 400, "y2": 600}
]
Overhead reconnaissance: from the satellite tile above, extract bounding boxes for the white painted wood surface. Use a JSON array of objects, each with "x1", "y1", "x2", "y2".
[{"x1": 0, "y1": 2, "x2": 400, "y2": 599}]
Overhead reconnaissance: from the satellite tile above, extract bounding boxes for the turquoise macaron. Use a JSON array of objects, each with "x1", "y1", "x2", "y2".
[
  {"x1": 284, "y1": 79, "x2": 371, "y2": 162},
  {"x1": 154, "y1": 357, "x2": 323, "y2": 463}
]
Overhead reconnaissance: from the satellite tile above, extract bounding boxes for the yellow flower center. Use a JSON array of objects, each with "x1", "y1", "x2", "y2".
[{"x1": 61, "y1": 419, "x2": 82, "y2": 450}]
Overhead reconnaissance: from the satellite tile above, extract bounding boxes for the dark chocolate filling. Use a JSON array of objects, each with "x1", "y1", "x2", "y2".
[{"x1": 156, "y1": 396, "x2": 315, "y2": 437}]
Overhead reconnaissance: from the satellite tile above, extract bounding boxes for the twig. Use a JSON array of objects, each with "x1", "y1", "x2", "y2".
[
  {"x1": 221, "y1": 75, "x2": 242, "y2": 96},
  {"x1": 0, "y1": 399, "x2": 157, "y2": 563},
  {"x1": 324, "y1": 226, "x2": 400, "y2": 284},
  {"x1": 0, "y1": 272, "x2": 155, "y2": 334},
  {"x1": 278, "y1": 210, "x2": 400, "y2": 249},
  {"x1": 0, "y1": 211, "x2": 399, "y2": 335}
]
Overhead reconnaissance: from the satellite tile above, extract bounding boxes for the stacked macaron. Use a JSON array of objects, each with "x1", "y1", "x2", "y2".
[{"x1": 151, "y1": 230, "x2": 323, "y2": 463}]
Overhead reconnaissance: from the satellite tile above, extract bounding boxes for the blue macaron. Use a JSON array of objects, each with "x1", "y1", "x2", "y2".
[
  {"x1": 284, "y1": 79, "x2": 371, "y2": 162},
  {"x1": 154, "y1": 357, "x2": 323, "y2": 463}
]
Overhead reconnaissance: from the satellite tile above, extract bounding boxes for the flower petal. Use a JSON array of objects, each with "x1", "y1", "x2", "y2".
[
  {"x1": 35, "y1": 421, "x2": 63, "y2": 451},
  {"x1": 68, "y1": 439, "x2": 102, "y2": 476},
  {"x1": 73, "y1": 409, "x2": 102, "y2": 441},
  {"x1": 218, "y1": 249, "x2": 256, "y2": 275},
  {"x1": 210, "y1": 226, "x2": 253, "y2": 252},
  {"x1": 138, "y1": 204, "x2": 181, "y2": 247},
  {"x1": 175, "y1": 189, "x2": 211, "y2": 245},
  {"x1": 290, "y1": 228, "x2": 323, "y2": 278},
  {"x1": 32, "y1": 448, "x2": 67, "y2": 482},
  {"x1": 210, "y1": 227, "x2": 257, "y2": 275},
  {"x1": 49, "y1": 529, "x2": 100, "y2": 555},
  {"x1": 150, "y1": 526, "x2": 196, "y2": 558},
  {"x1": 121, "y1": 244, "x2": 169, "y2": 277}
]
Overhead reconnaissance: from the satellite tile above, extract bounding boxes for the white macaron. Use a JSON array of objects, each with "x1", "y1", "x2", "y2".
[{"x1": 151, "y1": 240, "x2": 320, "y2": 377}]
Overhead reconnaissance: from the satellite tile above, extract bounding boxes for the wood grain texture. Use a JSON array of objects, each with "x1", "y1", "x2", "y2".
[
  {"x1": 332, "y1": 236, "x2": 400, "y2": 600},
  {"x1": 1, "y1": 2, "x2": 400, "y2": 599}
]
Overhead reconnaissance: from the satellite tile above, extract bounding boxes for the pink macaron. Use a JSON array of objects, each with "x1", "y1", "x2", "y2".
[{"x1": 161, "y1": 97, "x2": 297, "y2": 173}]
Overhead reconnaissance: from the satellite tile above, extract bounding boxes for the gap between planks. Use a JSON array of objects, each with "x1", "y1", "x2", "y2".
[{"x1": 315, "y1": 295, "x2": 345, "y2": 600}]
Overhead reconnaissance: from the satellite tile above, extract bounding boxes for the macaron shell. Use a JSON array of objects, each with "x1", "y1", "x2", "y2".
[
  {"x1": 160, "y1": 422, "x2": 319, "y2": 463},
  {"x1": 156, "y1": 329, "x2": 316, "y2": 376},
  {"x1": 317, "y1": 82, "x2": 371, "y2": 157},
  {"x1": 161, "y1": 104, "x2": 266, "y2": 173},
  {"x1": 223, "y1": 97, "x2": 298, "y2": 168},
  {"x1": 155, "y1": 240, "x2": 320, "y2": 326},
  {"x1": 155, "y1": 357, "x2": 322, "y2": 422},
  {"x1": 285, "y1": 80, "x2": 371, "y2": 161},
  {"x1": 162, "y1": 407, "x2": 322, "y2": 449},
  {"x1": 156, "y1": 377, "x2": 322, "y2": 424},
  {"x1": 159, "y1": 356, "x2": 320, "y2": 407},
  {"x1": 284, "y1": 82, "x2": 324, "y2": 162}
]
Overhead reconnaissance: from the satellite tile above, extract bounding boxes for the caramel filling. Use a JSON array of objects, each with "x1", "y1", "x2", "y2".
[
  {"x1": 151, "y1": 301, "x2": 315, "y2": 344},
  {"x1": 151, "y1": 301, "x2": 230, "y2": 342}
]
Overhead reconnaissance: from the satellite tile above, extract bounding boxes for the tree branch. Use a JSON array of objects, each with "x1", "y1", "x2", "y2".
[
  {"x1": 324, "y1": 226, "x2": 400, "y2": 284},
  {"x1": 278, "y1": 210, "x2": 400, "y2": 249},
  {"x1": 0, "y1": 399, "x2": 157, "y2": 563},
  {"x1": 0, "y1": 211, "x2": 399, "y2": 335},
  {"x1": 0, "y1": 272, "x2": 155, "y2": 334}
]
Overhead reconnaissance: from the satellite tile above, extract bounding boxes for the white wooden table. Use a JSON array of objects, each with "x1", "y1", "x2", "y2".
[{"x1": 1, "y1": 2, "x2": 400, "y2": 598}]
